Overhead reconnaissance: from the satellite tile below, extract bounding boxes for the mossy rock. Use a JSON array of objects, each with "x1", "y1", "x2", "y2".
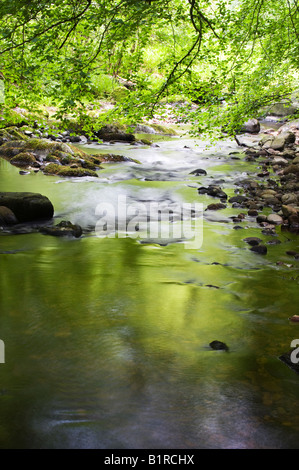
[
  {"x1": 149, "y1": 123, "x2": 177, "y2": 135},
  {"x1": 110, "y1": 86, "x2": 129, "y2": 102},
  {"x1": 92, "y1": 153, "x2": 141, "y2": 164},
  {"x1": 0, "y1": 141, "x2": 28, "y2": 159},
  {"x1": 93, "y1": 124, "x2": 135, "y2": 142},
  {"x1": 45, "y1": 154, "x2": 60, "y2": 163},
  {"x1": 10, "y1": 152, "x2": 37, "y2": 167},
  {"x1": 0, "y1": 109, "x2": 29, "y2": 128},
  {"x1": 46, "y1": 149, "x2": 70, "y2": 160},
  {"x1": 43, "y1": 163, "x2": 98, "y2": 177},
  {"x1": 20, "y1": 139, "x2": 86, "y2": 158},
  {"x1": 0, "y1": 126, "x2": 29, "y2": 142},
  {"x1": 140, "y1": 138, "x2": 152, "y2": 145},
  {"x1": 80, "y1": 160, "x2": 98, "y2": 170}
]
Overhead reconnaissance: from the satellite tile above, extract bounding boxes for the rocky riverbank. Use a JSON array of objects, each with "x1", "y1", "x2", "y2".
[
  {"x1": 194, "y1": 118, "x2": 299, "y2": 250},
  {"x1": 0, "y1": 106, "x2": 298, "y2": 244},
  {"x1": 234, "y1": 119, "x2": 299, "y2": 235},
  {"x1": 0, "y1": 124, "x2": 146, "y2": 178},
  {"x1": 0, "y1": 116, "x2": 177, "y2": 236}
]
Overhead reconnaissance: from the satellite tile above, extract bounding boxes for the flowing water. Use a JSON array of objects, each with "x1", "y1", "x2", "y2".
[{"x1": 0, "y1": 132, "x2": 299, "y2": 449}]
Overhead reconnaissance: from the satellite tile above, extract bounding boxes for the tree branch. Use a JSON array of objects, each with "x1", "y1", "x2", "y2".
[{"x1": 0, "y1": 0, "x2": 92, "y2": 55}]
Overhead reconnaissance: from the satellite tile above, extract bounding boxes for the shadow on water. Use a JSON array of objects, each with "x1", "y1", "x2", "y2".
[{"x1": 0, "y1": 135, "x2": 299, "y2": 449}]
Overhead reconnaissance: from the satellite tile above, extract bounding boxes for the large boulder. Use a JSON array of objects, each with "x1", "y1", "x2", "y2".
[
  {"x1": 259, "y1": 131, "x2": 296, "y2": 151},
  {"x1": 94, "y1": 125, "x2": 135, "y2": 142},
  {"x1": 0, "y1": 138, "x2": 103, "y2": 175},
  {"x1": 240, "y1": 118, "x2": 260, "y2": 134},
  {"x1": 267, "y1": 102, "x2": 298, "y2": 117},
  {"x1": 0, "y1": 192, "x2": 54, "y2": 222}
]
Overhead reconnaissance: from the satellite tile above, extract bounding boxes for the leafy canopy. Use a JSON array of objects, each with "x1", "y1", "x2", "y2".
[{"x1": 0, "y1": 0, "x2": 298, "y2": 136}]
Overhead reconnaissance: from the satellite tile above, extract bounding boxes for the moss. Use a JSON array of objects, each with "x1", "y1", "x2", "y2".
[
  {"x1": 0, "y1": 109, "x2": 29, "y2": 128},
  {"x1": 0, "y1": 141, "x2": 27, "y2": 159},
  {"x1": 10, "y1": 152, "x2": 36, "y2": 167},
  {"x1": 43, "y1": 163, "x2": 98, "y2": 177},
  {"x1": 81, "y1": 160, "x2": 97, "y2": 170},
  {"x1": 0, "y1": 126, "x2": 29, "y2": 142},
  {"x1": 45, "y1": 154, "x2": 60, "y2": 163},
  {"x1": 140, "y1": 138, "x2": 152, "y2": 145},
  {"x1": 92, "y1": 153, "x2": 141, "y2": 164},
  {"x1": 23, "y1": 138, "x2": 55, "y2": 152},
  {"x1": 110, "y1": 86, "x2": 129, "y2": 102},
  {"x1": 150, "y1": 123, "x2": 177, "y2": 135},
  {"x1": 67, "y1": 143, "x2": 89, "y2": 157}
]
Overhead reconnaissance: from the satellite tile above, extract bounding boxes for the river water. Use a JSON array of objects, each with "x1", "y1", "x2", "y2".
[{"x1": 0, "y1": 132, "x2": 299, "y2": 449}]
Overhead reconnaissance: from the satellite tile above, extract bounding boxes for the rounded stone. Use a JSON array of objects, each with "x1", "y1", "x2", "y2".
[
  {"x1": 267, "y1": 214, "x2": 284, "y2": 225},
  {"x1": 0, "y1": 206, "x2": 18, "y2": 225}
]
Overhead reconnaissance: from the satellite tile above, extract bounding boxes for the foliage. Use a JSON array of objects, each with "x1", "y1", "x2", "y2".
[{"x1": 0, "y1": 0, "x2": 298, "y2": 137}]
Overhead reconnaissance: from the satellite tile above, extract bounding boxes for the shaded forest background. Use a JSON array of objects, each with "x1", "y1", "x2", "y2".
[{"x1": 0, "y1": 0, "x2": 298, "y2": 137}]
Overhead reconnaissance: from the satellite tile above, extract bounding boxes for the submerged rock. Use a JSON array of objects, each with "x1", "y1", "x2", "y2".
[{"x1": 279, "y1": 350, "x2": 299, "y2": 375}]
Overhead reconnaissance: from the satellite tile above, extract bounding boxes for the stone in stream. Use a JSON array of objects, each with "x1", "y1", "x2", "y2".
[
  {"x1": 209, "y1": 340, "x2": 229, "y2": 351},
  {"x1": 189, "y1": 168, "x2": 207, "y2": 176},
  {"x1": 243, "y1": 237, "x2": 263, "y2": 246},
  {"x1": 248, "y1": 209, "x2": 259, "y2": 217},
  {"x1": 286, "y1": 250, "x2": 299, "y2": 259},
  {"x1": 256, "y1": 214, "x2": 268, "y2": 223},
  {"x1": 289, "y1": 315, "x2": 299, "y2": 322},
  {"x1": 228, "y1": 195, "x2": 248, "y2": 204},
  {"x1": 239, "y1": 118, "x2": 260, "y2": 134},
  {"x1": 206, "y1": 203, "x2": 227, "y2": 211},
  {"x1": 250, "y1": 244, "x2": 267, "y2": 255},
  {"x1": 40, "y1": 220, "x2": 82, "y2": 238},
  {"x1": 266, "y1": 214, "x2": 284, "y2": 225},
  {"x1": 0, "y1": 192, "x2": 54, "y2": 223},
  {"x1": 281, "y1": 193, "x2": 298, "y2": 205},
  {"x1": 198, "y1": 185, "x2": 228, "y2": 199}
]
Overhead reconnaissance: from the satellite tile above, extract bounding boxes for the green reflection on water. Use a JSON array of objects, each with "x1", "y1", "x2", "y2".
[{"x1": 0, "y1": 142, "x2": 299, "y2": 449}]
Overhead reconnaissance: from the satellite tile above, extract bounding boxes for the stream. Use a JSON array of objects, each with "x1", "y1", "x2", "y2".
[{"x1": 0, "y1": 131, "x2": 299, "y2": 449}]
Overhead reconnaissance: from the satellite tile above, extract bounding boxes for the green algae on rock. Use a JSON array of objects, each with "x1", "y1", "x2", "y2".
[
  {"x1": 10, "y1": 152, "x2": 37, "y2": 167},
  {"x1": 43, "y1": 163, "x2": 98, "y2": 177}
]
